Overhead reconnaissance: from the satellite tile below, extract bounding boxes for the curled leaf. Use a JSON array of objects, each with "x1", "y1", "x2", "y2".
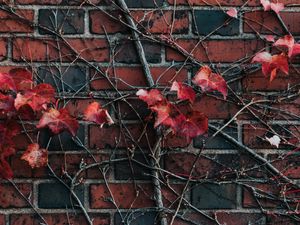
[
  {"x1": 252, "y1": 52, "x2": 289, "y2": 82},
  {"x1": 260, "y1": 0, "x2": 284, "y2": 14},
  {"x1": 226, "y1": 8, "x2": 238, "y2": 18},
  {"x1": 84, "y1": 102, "x2": 114, "y2": 127},
  {"x1": 170, "y1": 81, "x2": 196, "y2": 103},
  {"x1": 21, "y1": 143, "x2": 48, "y2": 168},
  {"x1": 37, "y1": 108, "x2": 79, "y2": 136},
  {"x1": 274, "y1": 35, "x2": 300, "y2": 58},
  {"x1": 266, "y1": 135, "x2": 281, "y2": 148},
  {"x1": 192, "y1": 66, "x2": 228, "y2": 99},
  {"x1": 136, "y1": 89, "x2": 164, "y2": 106}
]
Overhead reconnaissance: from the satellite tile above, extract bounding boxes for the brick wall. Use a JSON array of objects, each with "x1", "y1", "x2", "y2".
[{"x1": 0, "y1": 0, "x2": 300, "y2": 224}]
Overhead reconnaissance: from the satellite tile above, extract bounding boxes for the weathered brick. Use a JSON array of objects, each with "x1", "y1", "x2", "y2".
[
  {"x1": 0, "y1": 9, "x2": 33, "y2": 33},
  {"x1": 244, "y1": 11, "x2": 300, "y2": 35},
  {"x1": 90, "y1": 10, "x2": 127, "y2": 34},
  {"x1": 168, "y1": 0, "x2": 245, "y2": 6},
  {"x1": 114, "y1": 154, "x2": 152, "y2": 180},
  {"x1": 134, "y1": 10, "x2": 189, "y2": 34},
  {"x1": 38, "y1": 182, "x2": 84, "y2": 208},
  {"x1": 90, "y1": 67, "x2": 187, "y2": 90},
  {"x1": 90, "y1": 183, "x2": 154, "y2": 209},
  {"x1": 10, "y1": 213, "x2": 110, "y2": 225},
  {"x1": 269, "y1": 153, "x2": 300, "y2": 179},
  {"x1": 242, "y1": 69, "x2": 300, "y2": 91},
  {"x1": 89, "y1": 123, "x2": 155, "y2": 149},
  {"x1": 39, "y1": 124, "x2": 85, "y2": 151},
  {"x1": 116, "y1": 99, "x2": 150, "y2": 120},
  {"x1": 166, "y1": 39, "x2": 264, "y2": 62},
  {"x1": 0, "y1": 183, "x2": 32, "y2": 208},
  {"x1": 165, "y1": 153, "x2": 240, "y2": 180},
  {"x1": 13, "y1": 38, "x2": 109, "y2": 62},
  {"x1": 266, "y1": 214, "x2": 298, "y2": 225},
  {"x1": 125, "y1": 0, "x2": 164, "y2": 8},
  {"x1": 243, "y1": 124, "x2": 300, "y2": 149},
  {"x1": 193, "y1": 10, "x2": 239, "y2": 35},
  {"x1": 115, "y1": 40, "x2": 161, "y2": 63},
  {"x1": 38, "y1": 66, "x2": 87, "y2": 92},
  {"x1": 16, "y1": 0, "x2": 107, "y2": 4},
  {"x1": 215, "y1": 212, "x2": 265, "y2": 225},
  {"x1": 115, "y1": 211, "x2": 157, "y2": 225},
  {"x1": 191, "y1": 183, "x2": 237, "y2": 209},
  {"x1": 0, "y1": 38, "x2": 7, "y2": 61},
  {"x1": 38, "y1": 9, "x2": 84, "y2": 34}
]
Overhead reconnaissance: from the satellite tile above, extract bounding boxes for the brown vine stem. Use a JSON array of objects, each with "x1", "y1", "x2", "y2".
[{"x1": 114, "y1": 1, "x2": 167, "y2": 224}]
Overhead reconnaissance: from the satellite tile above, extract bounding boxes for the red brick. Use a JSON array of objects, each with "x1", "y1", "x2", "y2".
[
  {"x1": 0, "y1": 38, "x2": 7, "y2": 61},
  {"x1": 165, "y1": 153, "x2": 239, "y2": 180},
  {"x1": 90, "y1": 10, "x2": 127, "y2": 34},
  {"x1": 248, "y1": 0, "x2": 300, "y2": 6},
  {"x1": 89, "y1": 123, "x2": 155, "y2": 149},
  {"x1": 166, "y1": 39, "x2": 264, "y2": 63},
  {"x1": 10, "y1": 213, "x2": 110, "y2": 225},
  {"x1": 0, "y1": 183, "x2": 32, "y2": 208},
  {"x1": 90, "y1": 183, "x2": 155, "y2": 209},
  {"x1": 266, "y1": 214, "x2": 299, "y2": 225},
  {"x1": 269, "y1": 154, "x2": 300, "y2": 179},
  {"x1": 0, "y1": 9, "x2": 33, "y2": 33},
  {"x1": 215, "y1": 212, "x2": 265, "y2": 225},
  {"x1": 90, "y1": 67, "x2": 188, "y2": 90},
  {"x1": 167, "y1": 0, "x2": 245, "y2": 6},
  {"x1": 16, "y1": 0, "x2": 104, "y2": 4},
  {"x1": 270, "y1": 96, "x2": 300, "y2": 120},
  {"x1": 13, "y1": 38, "x2": 109, "y2": 62},
  {"x1": 133, "y1": 10, "x2": 188, "y2": 34},
  {"x1": 244, "y1": 11, "x2": 300, "y2": 35},
  {"x1": 243, "y1": 124, "x2": 300, "y2": 149},
  {"x1": 90, "y1": 183, "x2": 182, "y2": 209},
  {"x1": 242, "y1": 69, "x2": 300, "y2": 91},
  {"x1": 16, "y1": 0, "x2": 62, "y2": 3}
]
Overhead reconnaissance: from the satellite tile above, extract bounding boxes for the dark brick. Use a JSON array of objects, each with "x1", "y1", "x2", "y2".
[
  {"x1": 193, "y1": 10, "x2": 239, "y2": 35},
  {"x1": 115, "y1": 40, "x2": 161, "y2": 64},
  {"x1": 39, "y1": 124, "x2": 85, "y2": 151},
  {"x1": 37, "y1": 66, "x2": 87, "y2": 92},
  {"x1": 114, "y1": 211, "x2": 158, "y2": 225},
  {"x1": 194, "y1": 124, "x2": 238, "y2": 149},
  {"x1": 38, "y1": 9, "x2": 84, "y2": 34},
  {"x1": 114, "y1": 154, "x2": 152, "y2": 180},
  {"x1": 38, "y1": 182, "x2": 84, "y2": 208},
  {"x1": 0, "y1": 183, "x2": 32, "y2": 208},
  {"x1": 191, "y1": 183, "x2": 237, "y2": 209},
  {"x1": 125, "y1": 0, "x2": 164, "y2": 8}
]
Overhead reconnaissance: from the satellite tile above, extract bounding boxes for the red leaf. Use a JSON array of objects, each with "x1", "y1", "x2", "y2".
[
  {"x1": 0, "y1": 93, "x2": 15, "y2": 117},
  {"x1": 14, "y1": 83, "x2": 55, "y2": 111},
  {"x1": 170, "y1": 81, "x2": 196, "y2": 103},
  {"x1": 136, "y1": 89, "x2": 165, "y2": 106},
  {"x1": 150, "y1": 101, "x2": 172, "y2": 128},
  {"x1": 84, "y1": 102, "x2": 114, "y2": 127},
  {"x1": 260, "y1": 0, "x2": 284, "y2": 14},
  {"x1": 192, "y1": 66, "x2": 228, "y2": 99},
  {"x1": 21, "y1": 143, "x2": 48, "y2": 168},
  {"x1": 274, "y1": 35, "x2": 300, "y2": 58},
  {"x1": 226, "y1": 8, "x2": 238, "y2": 18},
  {"x1": 171, "y1": 111, "x2": 208, "y2": 141},
  {"x1": 9, "y1": 68, "x2": 33, "y2": 91},
  {"x1": 0, "y1": 73, "x2": 15, "y2": 91},
  {"x1": 270, "y1": 2, "x2": 284, "y2": 14},
  {"x1": 265, "y1": 35, "x2": 275, "y2": 42},
  {"x1": 252, "y1": 52, "x2": 289, "y2": 81},
  {"x1": 37, "y1": 108, "x2": 79, "y2": 136}
]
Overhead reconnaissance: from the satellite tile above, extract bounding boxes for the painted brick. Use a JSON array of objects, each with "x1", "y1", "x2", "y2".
[
  {"x1": 38, "y1": 66, "x2": 87, "y2": 92},
  {"x1": 38, "y1": 182, "x2": 84, "y2": 208},
  {"x1": 38, "y1": 9, "x2": 84, "y2": 34},
  {"x1": 191, "y1": 183, "x2": 237, "y2": 209},
  {"x1": 13, "y1": 38, "x2": 109, "y2": 62},
  {"x1": 0, "y1": 9, "x2": 33, "y2": 33},
  {"x1": 166, "y1": 39, "x2": 264, "y2": 62},
  {"x1": 193, "y1": 10, "x2": 239, "y2": 35},
  {"x1": 0, "y1": 183, "x2": 32, "y2": 208}
]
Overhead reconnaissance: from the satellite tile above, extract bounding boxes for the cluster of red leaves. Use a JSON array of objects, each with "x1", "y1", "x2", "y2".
[
  {"x1": 0, "y1": 69, "x2": 113, "y2": 178},
  {"x1": 137, "y1": 66, "x2": 227, "y2": 142},
  {"x1": 252, "y1": 35, "x2": 299, "y2": 81}
]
